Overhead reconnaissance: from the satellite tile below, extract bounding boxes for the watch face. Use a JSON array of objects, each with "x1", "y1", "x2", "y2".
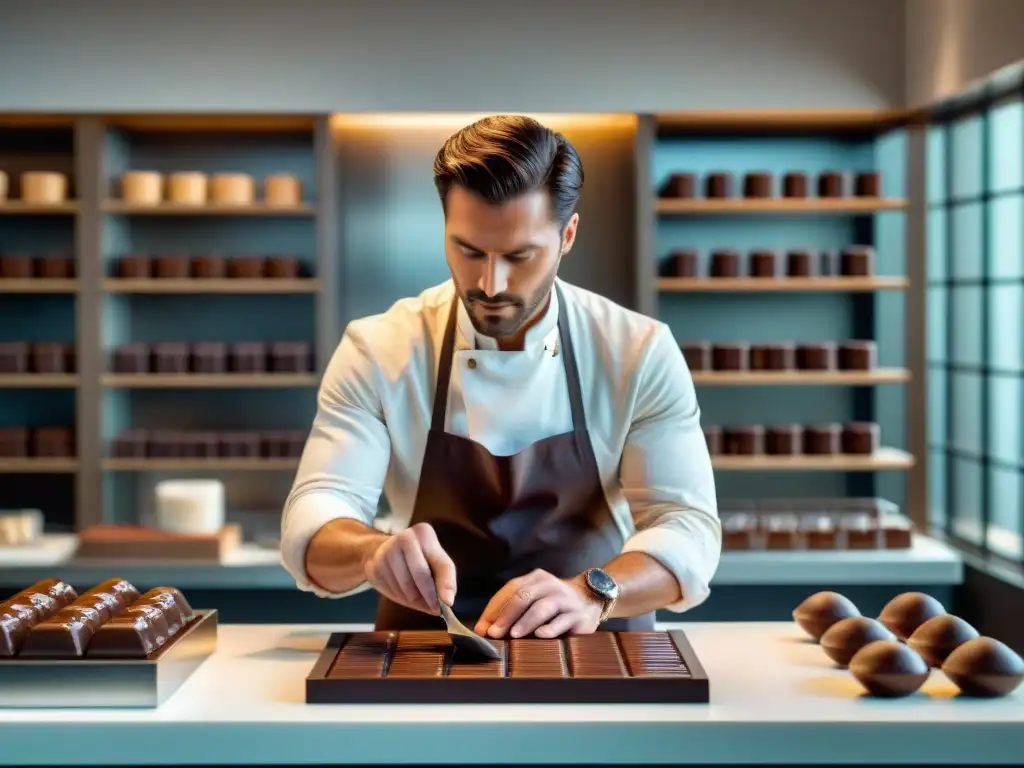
[{"x1": 587, "y1": 568, "x2": 616, "y2": 597}]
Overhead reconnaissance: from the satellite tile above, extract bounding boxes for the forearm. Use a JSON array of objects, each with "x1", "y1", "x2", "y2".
[
  {"x1": 587, "y1": 551, "x2": 681, "y2": 618},
  {"x1": 304, "y1": 518, "x2": 388, "y2": 594}
]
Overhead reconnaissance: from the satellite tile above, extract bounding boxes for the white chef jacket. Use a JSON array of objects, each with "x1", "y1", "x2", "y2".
[{"x1": 281, "y1": 277, "x2": 721, "y2": 612}]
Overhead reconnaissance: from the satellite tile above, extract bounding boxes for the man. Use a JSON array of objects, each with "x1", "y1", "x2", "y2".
[{"x1": 281, "y1": 115, "x2": 720, "y2": 639}]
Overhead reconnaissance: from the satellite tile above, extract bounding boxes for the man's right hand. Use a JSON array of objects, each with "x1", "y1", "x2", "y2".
[{"x1": 363, "y1": 522, "x2": 457, "y2": 614}]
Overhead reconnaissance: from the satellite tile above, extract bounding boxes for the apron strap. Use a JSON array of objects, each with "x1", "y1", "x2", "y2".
[
  {"x1": 554, "y1": 283, "x2": 587, "y2": 432},
  {"x1": 430, "y1": 283, "x2": 588, "y2": 433}
]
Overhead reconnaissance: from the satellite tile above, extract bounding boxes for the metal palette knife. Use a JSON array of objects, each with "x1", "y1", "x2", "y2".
[{"x1": 438, "y1": 602, "x2": 501, "y2": 660}]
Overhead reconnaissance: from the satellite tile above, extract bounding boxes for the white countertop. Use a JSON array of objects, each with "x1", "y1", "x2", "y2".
[
  {"x1": 0, "y1": 533, "x2": 963, "y2": 588},
  {"x1": 0, "y1": 621, "x2": 1018, "y2": 765}
]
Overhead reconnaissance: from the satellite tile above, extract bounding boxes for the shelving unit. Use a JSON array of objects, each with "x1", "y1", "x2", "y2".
[
  {"x1": 102, "y1": 279, "x2": 319, "y2": 294},
  {"x1": 640, "y1": 109, "x2": 916, "y2": 519},
  {"x1": 0, "y1": 117, "x2": 81, "y2": 533}
]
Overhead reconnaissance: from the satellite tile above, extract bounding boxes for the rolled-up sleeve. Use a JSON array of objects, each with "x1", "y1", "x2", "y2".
[
  {"x1": 280, "y1": 324, "x2": 392, "y2": 598},
  {"x1": 619, "y1": 323, "x2": 721, "y2": 612}
]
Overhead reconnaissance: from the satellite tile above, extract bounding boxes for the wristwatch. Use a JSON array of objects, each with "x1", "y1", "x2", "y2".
[{"x1": 583, "y1": 567, "x2": 620, "y2": 623}]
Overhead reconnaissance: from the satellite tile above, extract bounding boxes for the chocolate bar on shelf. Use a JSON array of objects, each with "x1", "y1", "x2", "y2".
[{"x1": 308, "y1": 629, "x2": 709, "y2": 703}]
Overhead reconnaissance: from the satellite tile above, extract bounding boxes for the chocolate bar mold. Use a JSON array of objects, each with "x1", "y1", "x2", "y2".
[{"x1": 306, "y1": 629, "x2": 709, "y2": 704}]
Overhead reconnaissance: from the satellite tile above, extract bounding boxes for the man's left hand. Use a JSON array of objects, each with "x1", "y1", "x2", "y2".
[{"x1": 475, "y1": 569, "x2": 603, "y2": 639}]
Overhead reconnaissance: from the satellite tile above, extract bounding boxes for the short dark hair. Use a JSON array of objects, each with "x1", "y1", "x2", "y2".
[{"x1": 433, "y1": 115, "x2": 584, "y2": 229}]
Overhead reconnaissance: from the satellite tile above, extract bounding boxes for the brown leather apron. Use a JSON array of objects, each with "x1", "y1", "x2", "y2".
[{"x1": 375, "y1": 285, "x2": 656, "y2": 633}]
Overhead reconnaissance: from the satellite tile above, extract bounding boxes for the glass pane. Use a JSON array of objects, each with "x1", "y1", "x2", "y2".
[
  {"x1": 929, "y1": 448, "x2": 947, "y2": 529},
  {"x1": 988, "y1": 283, "x2": 1024, "y2": 372},
  {"x1": 951, "y1": 202, "x2": 983, "y2": 279},
  {"x1": 951, "y1": 285, "x2": 983, "y2": 366},
  {"x1": 987, "y1": 467, "x2": 1023, "y2": 562},
  {"x1": 951, "y1": 115, "x2": 982, "y2": 199},
  {"x1": 951, "y1": 371, "x2": 982, "y2": 455},
  {"x1": 988, "y1": 374, "x2": 1023, "y2": 467},
  {"x1": 988, "y1": 195, "x2": 1024, "y2": 279},
  {"x1": 927, "y1": 126, "x2": 947, "y2": 205},
  {"x1": 953, "y1": 457, "x2": 983, "y2": 544},
  {"x1": 929, "y1": 369, "x2": 947, "y2": 447},
  {"x1": 989, "y1": 100, "x2": 1024, "y2": 193},
  {"x1": 928, "y1": 208, "x2": 947, "y2": 281},
  {"x1": 927, "y1": 286, "x2": 947, "y2": 362}
]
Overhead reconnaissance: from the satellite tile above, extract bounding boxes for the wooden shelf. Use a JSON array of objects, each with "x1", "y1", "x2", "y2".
[
  {"x1": 104, "y1": 114, "x2": 317, "y2": 132},
  {"x1": 0, "y1": 374, "x2": 78, "y2": 388},
  {"x1": 102, "y1": 373, "x2": 320, "y2": 388},
  {"x1": 103, "y1": 458, "x2": 299, "y2": 471},
  {"x1": 0, "y1": 202, "x2": 78, "y2": 215},
  {"x1": 0, "y1": 458, "x2": 79, "y2": 473},
  {"x1": 656, "y1": 198, "x2": 907, "y2": 215},
  {"x1": 654, "y1": 109, "x2": 908, "y2": 134},
  {"x1": 712, "y1": 448, "x2": 914, "y2": 471},
  {"x1": 692, "y1": 369, "x2": 910, "y2": 386},
  {"x1": 658, "y1": 277, "x2": 909, "y2": 293},
  {"x1": 102, "y1": 201, "x2": 314, "y2": 216},
  {"x1": 103, "y1": 279, "x2": 320, "y2": 294},
  {"x1": 0, "y1": 279, "x2": 79, "y2": 293}
]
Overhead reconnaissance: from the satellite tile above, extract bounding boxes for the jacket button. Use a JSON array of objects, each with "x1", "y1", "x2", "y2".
[{"x1": 467, "y1": 358, "x2": 477, "y2": 369}]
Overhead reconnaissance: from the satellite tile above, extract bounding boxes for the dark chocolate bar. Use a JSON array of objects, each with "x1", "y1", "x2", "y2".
[
  {"x1": 134, "y1": 587, "x2": 194, "y2": 634},
  {"x1": 19, "y1": 603, "x2": 107, "y2": 657},
  {"x1": 88, "y1": 603, "x2": 173, "y2": 658},
  {"x1": 83, "y1": 578, "x2": 141, "y2": 612}
]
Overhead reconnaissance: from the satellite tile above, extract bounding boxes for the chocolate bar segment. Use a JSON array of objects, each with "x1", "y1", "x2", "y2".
[
  {"x1": 508, "y1": 638, "x2": 566, "y2": 678},
  {"x1": 447, "y1": 640, "x2": 506, "y2": 678},
  {"x1": 387, "y1": 631, "x2": 448, "y2": 678},
  {"x1": 134, "y1": 587, "x2": 194, "y2": 633},
  {"x1": 566, "y1": 632, "x2": 627, "y2": 678},
  {"x1": 88, "y1": 603, "x2": 172, "y2": 658},
  {"x1": 84, "y1": 578, "x2": 141, "y2": 612},
  {"x1": 327, "y1": 632, "x2": 395, "y2": 679},
  {"x1": 19, "y1": 603, "x2": 106, "y2": 657},
  {"x1": 16, "y1": 578, "x2": 78, "y2": 613},
  {"x1": 618, "y1": 632, "x2": 691, "y2": 677}
]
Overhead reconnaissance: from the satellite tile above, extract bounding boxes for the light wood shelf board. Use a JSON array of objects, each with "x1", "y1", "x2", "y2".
[
  {"x1": 712, "y1": 448, "x2": 914, "y2": 471},
  {"x1": 0, "y1": 279, "x2": 79, "y2": 293},
  {"x1": 657, "y1": 277, "x2": 909, "y2": 292},
  {"x1": 102, "y1": 279, "x2": 320, "y2": 294},
  {"x1": 691, "y1": 369, "x2": 910, "y2": 386},
  {"x1": 103, "y1": 458, "x2": 299, "y2": 471},
  {"x1": 101, "y1": 373, "x2": 320, "y2": 388},
  {"x1": 101, "y1": 201, "x2": 315, "y2": 216},
  {"x1": 0, "y1": 374, "x2": 79, "y2": 388},
  {"x1": 656, "y1": 197, "x2": 907, "y2": 215}
]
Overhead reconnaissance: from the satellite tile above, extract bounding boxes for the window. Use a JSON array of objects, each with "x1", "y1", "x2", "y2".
[{"x1": 927, "y1": 71, "x2": 1024, "y2": 566}]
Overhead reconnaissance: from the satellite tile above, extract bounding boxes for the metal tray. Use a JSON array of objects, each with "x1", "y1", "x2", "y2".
[{"x1": 0, "y1": 609, "x2": 218, "y2": 708}]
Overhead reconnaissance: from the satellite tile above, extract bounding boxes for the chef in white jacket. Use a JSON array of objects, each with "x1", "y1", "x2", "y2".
[{"x1": 281, "y1": 114, "x2": 720, "y2": 639}]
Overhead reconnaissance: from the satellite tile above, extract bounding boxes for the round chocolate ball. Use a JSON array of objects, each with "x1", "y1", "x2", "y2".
[
  {"x1": 942, "y1": 637, "x2": 1024, "y2": 697},
  {"x1": 820, "y1": 616, "x2": 897, "y2": 667},
  {"x1": 907, "y1": 614, "x2": 980, "y2": 668},
  {"x1": 878, "y1": 592, "x2": 946, "y2": 640},
  {"x1": 793, "y1": 591, "x2": 860, "y2": 641},
  {"x1": 849, "y1": 640, "x2": 930, "y2": 697}
]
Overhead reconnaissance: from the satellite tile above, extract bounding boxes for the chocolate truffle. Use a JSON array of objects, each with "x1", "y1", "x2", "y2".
[
  {"x1": 705, "y1": 172, "x2": 733, "y2": 199},
  {"x1": 661, "y1": 249, "x2": 699, "y2": 278},
  {"x1": 793, "y1": 591, "x2": 860, "y2": 641},
  {"x1": 658, "y1": 173, "x2": 696, "y2": 198},
  {"x1": 0, "y1": 253, "x2": 33, "y2": 279},
  {"x1": 709, "y1": 249, "x2": 741, "y2": 278},
  {"x1": 749, "y1": 343, "x2": 795, "y2": 371},
  {"x1": 712, "y1": 343, "x2": 748, "y2": 371},
  {"x1": 0, "y1": 342, "x2": 29, "y2": 373},
  {"x1": 820, "y1": 616, "x2": 896, "y2": 667},
  {"x1": 840, "y1": 246, "x2": 874, "y2": 276},
  {"x1": 878, "y1": 592, "x2": 946, "y2": 641},
  {"x1": 849, "y1": 640, "x2": 930, "y2": 697},
  {"x1": 907, "y1": 615, "x2": 980, "y2": 668},
  {"x1": 941, "y1": 637, "x2": 1024, "y2": 697},
  {"x1": 854, "y1": 171, "x2": 881, "y2": 197},
  {"x1": 154, "y1": 255, "x2": 190, "y2": 279},
  {"x1": 803, "y1": 424, "x2": 841, "y2": 455},
  {"x1": 703, "y1": 426, "x2": 722, "y2": 455},
  {"x1": 765, "y1": 425, "x2": 803, "y2": 455},
  {"x1": 117, "y1": 254, "x2": 152, "y2": 279},
  {"x1": 838, "y1": 341, "x2": 877, "y2": 370},
  {"x1": 786, "y1": 250, "x2": 815, "y2": 277},
  {"x1": 723, "y1": 426, "x2": 764, "y2": 455},
  {"x1": 191, "y1": 255, "x2": 227, "y2": 279},
  {"x1": 152, "y1": 342, "x2": 190, "y2": 374},
  {"x1": 817, "y1": 171, "x2": 847, "y2": 198},
  {"x1": 749, "y1": 249, "x2": 777, "y2": 277},
  {"x1": 796, "y1": 343, "x2": 837, "y2": 371},
  {"x1": 782, "y1": 172, "x2": 808, "y2": 198},
  {"x1": 681, "y1": 341, "x2": 711, "y2": 371},
  {"x1": 743, "y1": 172, "x2": 772, "y2": 198},
  {"x1": 841, "y1": 422, "x2": 879, "y2": 455}
]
